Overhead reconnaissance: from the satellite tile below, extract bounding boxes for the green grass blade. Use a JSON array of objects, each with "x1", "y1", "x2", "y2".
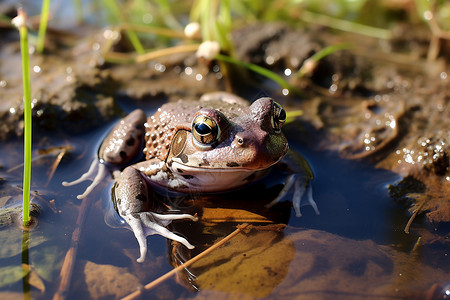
[
  {"x1": 37, "y1": 0, "x2": 51, "y2": 53},
  {"x1": 21, "y1": 24, "x2": 32, "y2": 227},
  {"x1": 216, "y1": 54, "x2": 301, "y2": 95},
  {"x1": 297, "y1": 43, "x2": 351, "y2": 78},
  {"x1": 102, "y1": 0, "x2": 145, "y2": 54},
  {"x1": 72, "y1": 0, "x2": 83, "y2": 23},
  {"x1": 13, "y1": 9, "x2": 32, "y2": 226},
  {"x1": 301, "y1": 10, "x2": 392, "y2": 39}
]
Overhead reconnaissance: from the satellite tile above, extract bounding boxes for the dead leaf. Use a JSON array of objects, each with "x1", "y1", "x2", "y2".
[
  {"x1": 72, "y1": 260, "x2": 140, "y2": 299},
  {"x1": 0, "y1": 265, "x2": 28, "y2": 288},
  {"x1": 0, "y1": 227, "x2": 48, "y2": 259},
  {"x1": 189, "y1": 225, "x2": 295, "y2": 297},
  {"x1": 0, "y1": 196, "x2": 11, "y2": 208},
  {"x1": 201, "y1": 207, "x2": 272, "y2": 225},
  {"x1": 268, "y1": 229, "x2": 450, "y2": 300},
  {"x1": 0, "y1": 291, "x2": 25, "y2": 300},
  {"x1": 27, "y1": 268, "x2": 46, "y2": 293}
]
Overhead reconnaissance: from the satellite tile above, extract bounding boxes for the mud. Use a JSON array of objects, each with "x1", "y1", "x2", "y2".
[{"x1": 0, "y1": 10, "x2": 447, "y2": 240}]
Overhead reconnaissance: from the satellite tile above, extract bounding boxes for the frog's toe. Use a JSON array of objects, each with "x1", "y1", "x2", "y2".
[
  {"x1": 121, "y1": 213, "x2": 148, "y2": 263},
  {"x1": 293, "y1": 184, "x2": 319, "y2": 217},
  {"x1": 145, "y1": 223, "x2": 195, "y2": 250},
  {"x1": 266, "y1": 174, "x2": 320, "y2": 217},
  {"x1": 140, "y1": 212, "x2": 196, "y2": 248},
  {"x1": 151, "y1": 212, "x2": 199, "y2": 223},
  {"x1": 62, "y1": 159, "x2": 108, "y2": 199},
  {"x1": 124, "y1": 211, "x2": 195, "y2": 262},
  {"x1": 265, "y1": 174, "x2": 297, "y2": 209}
]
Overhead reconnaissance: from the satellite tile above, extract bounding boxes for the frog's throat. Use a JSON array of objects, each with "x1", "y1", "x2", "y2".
[
  {"x1": 170, "y1": 159, "x2": 280, "y2": 173},
  {"x1": 166, "y1": 161, "x2": 271, "y2": 193}
]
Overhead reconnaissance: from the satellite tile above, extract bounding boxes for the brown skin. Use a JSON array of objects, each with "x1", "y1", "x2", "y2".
[{"x1": 63, "y1": 92, "x2": 317, "y2": 262}]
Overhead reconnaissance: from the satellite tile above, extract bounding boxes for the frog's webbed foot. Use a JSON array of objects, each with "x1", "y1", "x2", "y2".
[
  {"x1": 122, "y1": 211, "x2": 197, "y2": 263},
  {"x1": 62, "y1": 159, "x2": 108, "y2": 199},
  {"x1": 266, "y1": 174, "x2": 320, "y2": 217},
  {"x1": 115, "y1": 166, "x2": 198, "y2": 262}
]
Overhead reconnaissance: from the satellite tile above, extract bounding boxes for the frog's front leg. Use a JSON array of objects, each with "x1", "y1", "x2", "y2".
[
  {"x1": 114, "y1": 163, "x2": 197, "y2": 263},
  {"x1": 62, "y1": 109, "x2": 147, "y2": 199},
  {"x1": 267, "y1": 150, "x2": 320, "y2": 217}
]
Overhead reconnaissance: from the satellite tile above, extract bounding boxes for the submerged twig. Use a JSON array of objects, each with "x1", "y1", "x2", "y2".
[
  {"x1": 411, "y1": 236, "x2": 422, "y2": 254},
  {"x1": 53, "y1": 195, "x2": 93, "y2": 300},
  {"x1": 45, "y1": 148, "x2": 69, "y2": 187},
  {"x1": 121, "y1": 223, "x2": 250, "y2": 300},
  {"x1": 7, "y1": 146, "x2": 71, "y2": 172},
  {"x1": 404, "y1": 198, "x2": 426, "y2": 234}
]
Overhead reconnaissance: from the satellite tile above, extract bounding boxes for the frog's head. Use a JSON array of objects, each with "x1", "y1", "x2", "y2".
[{"x1": 167, "y1": 97, "x2": 288, "y2": 171}]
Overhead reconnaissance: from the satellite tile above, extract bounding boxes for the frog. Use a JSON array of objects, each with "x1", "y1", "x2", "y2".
[{"x1": 63, "y1": 92, "x2": 319, "y2": 262}]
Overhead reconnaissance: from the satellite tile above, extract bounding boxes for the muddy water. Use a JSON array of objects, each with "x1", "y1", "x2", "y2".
[
  {"x1": 0, "y1": 2, "x2": 449, "y2": 300},
  {"x1": 0, "y1": 113, "x2": 436, "y2": 300}
]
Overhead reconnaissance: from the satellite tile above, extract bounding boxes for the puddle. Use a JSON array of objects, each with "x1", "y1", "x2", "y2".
[
  {"x1": 0, "y1": 1, "x2": 448, "y2": 299},
  {"x1": 2, "y1": 115, "x2": 447, "y2": 299}
]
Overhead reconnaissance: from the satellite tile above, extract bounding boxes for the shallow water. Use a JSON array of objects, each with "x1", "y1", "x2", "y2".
[
  {"x1": 1, "y1": 1, "x2": 449, "y2": 298},
  {"x1": 1, "y1": 109, "x2": 447, "y2": 299}
]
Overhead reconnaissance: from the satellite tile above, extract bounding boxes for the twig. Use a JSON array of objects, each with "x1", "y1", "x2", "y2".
[
  {"x1": 121, "y1": 23, "x2": 186, "y2": 39},
  {"x1": 121, "y1": 223, "x2": 250, "y2": 300},
  {"x1": 53, "y1": 195, "x2": 93, "y2": 300},
  {"x1": 411, "y1": 236, "x2": 422, "y2": 254},
  {"x1": 404, "y1": 200, "x2": 426, "y2": 234},
  {"x1": 45, "y1": 148, "x2": 68, "y2": 187},
  {"x1": 134, "y1": 43, "x2": 200, "y2": 63}
]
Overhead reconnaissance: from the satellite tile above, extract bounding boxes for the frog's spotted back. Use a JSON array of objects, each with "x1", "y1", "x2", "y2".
[
  {"x1": 144, "y1": 109, "x2": 177, "y2": 160},
  {"x1": 143, "y1": 101, "x2": 193, "y2": 161},
  {"x1": 142, "y1": 98, "x2": 248, "y2": 162}
]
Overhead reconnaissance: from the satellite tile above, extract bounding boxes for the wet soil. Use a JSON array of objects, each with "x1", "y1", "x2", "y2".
[
  {"x1": 1, "y1": 21, "x2": 447, "y2": 223},
  {"x1": 0, "y1": 13, "x2": 448, "y2": 300}
]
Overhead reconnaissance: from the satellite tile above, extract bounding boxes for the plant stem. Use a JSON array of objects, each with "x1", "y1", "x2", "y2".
[
  {"x1": 37, "y1": 0, "x2": 51, "y2": 53},
  {"x1": 301, "y1": 10, "x2": 391, "y2": 39},
  {"x1": 134, "y1": 43, "x2": 200, "y2": 63},
  {"x1": 297, "y1": 43, "x2": 351, "y2": 78},
  {"x1": 216, "y1": 54, "x2": 301, "y2": 95},
  {"x1": 102, "y1": 0, "x2": 145, "y2": 54},
  {"x1": 72, "y1": 0, "x2": 83, "y2": 24},
  {"x1": 13, "y1": 8, "x2": 32, "y2": 226}
]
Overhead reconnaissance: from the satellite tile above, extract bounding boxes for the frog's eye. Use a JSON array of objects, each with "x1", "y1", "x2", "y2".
[
  {"x1": 192, "y1": 115, "x2": 220, "y2": 147},
  {"x1": 271, "y1": 101, "x2": 286, "y2": 133}
]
